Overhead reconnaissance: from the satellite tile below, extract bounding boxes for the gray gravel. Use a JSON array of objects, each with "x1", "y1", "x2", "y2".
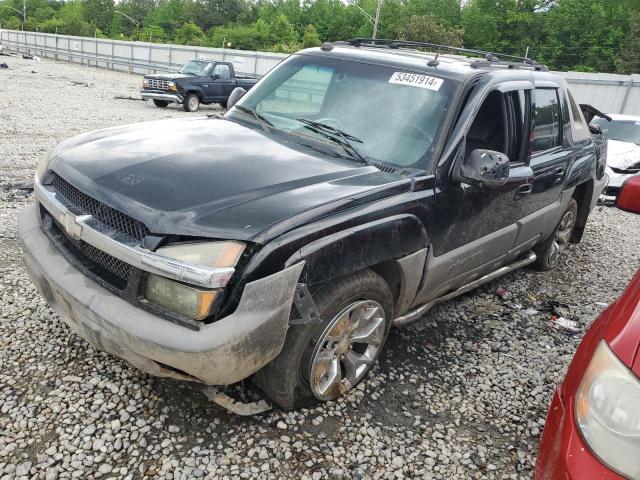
[{"x1": 1, "y1": 56, "x2": 640, "y2": 480}]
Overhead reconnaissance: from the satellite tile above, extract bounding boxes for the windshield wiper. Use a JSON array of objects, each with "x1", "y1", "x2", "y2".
[
  {"x1": 296, "y1": 118, "x2": 368, "y2": 165},
  {"x1": 235, "y1": 105, "x2": 273, "y2": 128}
]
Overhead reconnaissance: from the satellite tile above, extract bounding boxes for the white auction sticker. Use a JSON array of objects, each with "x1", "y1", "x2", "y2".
[{"x1": 388, "y1": 72, "x2": 443, "y2": 91}]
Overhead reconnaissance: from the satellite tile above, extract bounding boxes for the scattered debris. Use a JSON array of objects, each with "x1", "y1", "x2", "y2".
[
  {"x1": 551, "y1": 316, "x2": 580, "y2": 334},
  {"x1": 70, "y1": 80, "x2": 93, "y2": 87},
  {"x1": 0, "y1": 63, "x2": 8, "y2": 69},
  {"x1": 523, "y1": 307, "x2": 539, "y2": 316},
  {"x1": 201, "y1": 386, "x2": 271, "y2": 416},
  {"x1": 12, "y1": 180, "x2": 34, "y2": 192},
  {"x1": 22, "y1": 53, "x2": 40, "y2": 62},
  {"x1": 114, "y1": 95, "x2": 145, "y2": 101},
  {"x1": 495, "y1": 287, "x2": 512, "y2": 300}
]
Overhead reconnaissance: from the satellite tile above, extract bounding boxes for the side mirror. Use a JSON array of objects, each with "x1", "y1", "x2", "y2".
[
  {"x1": 617, "y1": 176, "x2": 640, "y2": 213},
  {"x1": 459, "y1": 149, "x2": 510, "y2": 187},
  {"x1": 212, "y1": 73, "x2": 220, "y2": 80},
  {"x1": 227, "y1": 87, "x2": 247, "y2": 109}
]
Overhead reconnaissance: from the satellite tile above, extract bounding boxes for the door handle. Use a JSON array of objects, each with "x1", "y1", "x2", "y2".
[
  {"x1": 553, "y1": 167, "x2": 565, "y2": 184},
  {"x1": 515, "y1": 184, "x2": 533, "y2": 197}
]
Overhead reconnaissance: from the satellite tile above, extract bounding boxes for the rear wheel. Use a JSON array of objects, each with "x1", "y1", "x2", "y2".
[
  {"x1": 152, "y1": 99, "x2": 169, "y2": 108},
  {"x1": 255, "y1": 269, "x2": 393, "y2": 409},
  {"x1": 183, "y1": 93, "x2": 200, "y2": 112},
  {"x1": 533, "y1": 198, "x2": 578, "y2": 271}
]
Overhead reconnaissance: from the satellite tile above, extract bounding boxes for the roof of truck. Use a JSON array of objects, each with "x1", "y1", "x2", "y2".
[{"x1": 300, "y1": 39, "x2": 553, "y2": 83}]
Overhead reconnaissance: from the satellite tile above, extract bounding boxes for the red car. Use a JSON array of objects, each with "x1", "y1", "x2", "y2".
[{"x1": 535, "y1": 176, "x2": 640, "y2": 480}]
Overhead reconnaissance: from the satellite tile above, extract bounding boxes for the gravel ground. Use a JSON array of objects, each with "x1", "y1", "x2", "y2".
[{"x1": 1, "y1": 56, "x2": 640, "y2": 480}]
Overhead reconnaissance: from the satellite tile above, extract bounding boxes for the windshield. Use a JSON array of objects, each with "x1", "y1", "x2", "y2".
[
  {"x1": 179, "y1": 61, "x2": 210, "y2": 76},
  {"x1": 593, "y1": 118, "x2": 640, "y2": 145},
  {"x1": 227, "y1": 54, "x2": 457, "y2": 169}
]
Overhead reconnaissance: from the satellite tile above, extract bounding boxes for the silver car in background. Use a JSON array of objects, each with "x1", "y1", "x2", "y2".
[{"x1": 592, "y1": 114, "x2": 640, "y2": 203}]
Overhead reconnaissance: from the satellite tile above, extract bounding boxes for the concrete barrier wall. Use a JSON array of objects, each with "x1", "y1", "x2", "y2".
[
  {"x1": 0, "y1": 29, "x2": 287, "y2": 76},
  {"x1": 2, "y1": 28, "x2": 640, "y2": 115}
]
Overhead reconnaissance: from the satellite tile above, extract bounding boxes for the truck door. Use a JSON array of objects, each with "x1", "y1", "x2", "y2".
[
  {"x1": 513, "y1": 85, "x2": 572, "y2": 246},
  {"x1": 211, "y1": 63, "x2": 235, "y2": 101},
  {"x1": 414, "y1": 81, "x2": 534, "y2": 304}
]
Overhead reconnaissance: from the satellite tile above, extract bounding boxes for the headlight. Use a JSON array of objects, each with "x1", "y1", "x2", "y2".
[
  {"x1": 143, "y1": 78, "x2": 150, "y2": 88},
  {"x1": 575, "y1": 341, "x2": 640, "y2": 479},
  {"x1": 36, "y1": 150, "x2": 53, "y2": 182},
  {"x1": 143, "y1": 241, "x2": 245, "y2": 321},
  {"x1": 168, "y1": 81, "x2": 177, "y2": 91}
]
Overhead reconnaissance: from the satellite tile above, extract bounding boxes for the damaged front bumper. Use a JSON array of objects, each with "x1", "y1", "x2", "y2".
[
  {"x1": 18, "y1": 204, "x2": 304, "y2": 385},
  {"x1": 140, "y1": 90, "x2": 184, "y2": 104}
]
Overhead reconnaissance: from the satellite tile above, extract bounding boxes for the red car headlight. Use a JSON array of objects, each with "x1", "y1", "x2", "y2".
[{"x1": 575, "y1": 341, "x2": 640, "y2": 479}]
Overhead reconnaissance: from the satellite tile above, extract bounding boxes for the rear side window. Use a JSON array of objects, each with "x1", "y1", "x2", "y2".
[
  {"x1": 214, "y1": 64, "x2": 231, "y2": 80},
  {"x1": 532, "y1": 88, "x2": 561, "y2": 152}
]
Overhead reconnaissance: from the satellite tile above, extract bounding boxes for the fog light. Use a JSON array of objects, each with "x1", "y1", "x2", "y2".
[{"x1": 145, "y1": 274, "x2": 217, "y2": 321}]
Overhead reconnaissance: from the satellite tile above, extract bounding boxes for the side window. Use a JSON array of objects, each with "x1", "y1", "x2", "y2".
[
  {"x1": 257, "y1": 64, "x2": 334, "y2": 115},
  {"x1": 532, "y1": 88, "x2": 561, "y2": 153},
  {"x1": 213, "y1": 64, "x2": 231, "y2": 80},
  {"x1": 505, "y1": 90, "x2": 530, "y2": 164},
  {"x1": 465, "y1": 91, "x2": 508, "y2": 158}
]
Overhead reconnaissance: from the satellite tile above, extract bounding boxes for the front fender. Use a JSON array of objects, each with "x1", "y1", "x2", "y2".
[{"x1": 284, "y1": 214, "x2": 428, "y2": 285}]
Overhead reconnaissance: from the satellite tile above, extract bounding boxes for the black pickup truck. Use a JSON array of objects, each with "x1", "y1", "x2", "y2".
[
  {"x1": 141, "y1": 60, "x2": 258, "y2": 111},
  {"x1": 20, "y1": 40, "x2": 607, "y2": 411}
]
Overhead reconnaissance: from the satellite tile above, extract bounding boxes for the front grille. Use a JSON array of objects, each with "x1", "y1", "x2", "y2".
[
  {"x1": 43, "y1": 210, "x2": 131, "y2": 290},
  {"x1": 148, "y1": 79, "x2": 170, "y2": 90},
  {"x1": 52, "y1": 173, "x2": 149, "y2": 241},
  {"x1": 73, "y1": 237, "x2": 131, "y2": 282}
]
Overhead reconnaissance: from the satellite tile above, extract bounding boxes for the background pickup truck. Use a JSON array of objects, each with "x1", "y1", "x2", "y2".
[{"x1": 141, "y1": 60, "x2": 258, "y2": 112}]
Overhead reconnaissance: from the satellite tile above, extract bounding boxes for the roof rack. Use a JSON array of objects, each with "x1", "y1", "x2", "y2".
[{"x1": 340, "y1": 38, "x2": 548, "y2": 71}]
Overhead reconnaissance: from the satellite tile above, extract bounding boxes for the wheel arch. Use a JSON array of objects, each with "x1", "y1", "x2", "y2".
[
  {"x1": 570, "y1": 179, "x2": 593, "y2": 243},
  {"x1": 284, "y1": 215, "x2": 429, "y2": 314}
]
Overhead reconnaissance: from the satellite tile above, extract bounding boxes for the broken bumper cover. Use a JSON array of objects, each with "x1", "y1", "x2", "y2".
[
  {"x1": 18, "y1": 204, "x2": 304, "y2": 385},
  {"x1": 140, "y1": 90, "x2": 184, "y2": 103}
]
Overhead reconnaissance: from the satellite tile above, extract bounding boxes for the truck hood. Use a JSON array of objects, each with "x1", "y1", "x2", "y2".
[
  {"x1": 143, "y1": 73, "x2": 194, "y2": 81},
  {"x1": 48, "y1": 117, "x2": 409, "y2": 242},
  {"x1": 607, "y1": 140, "x2": 640, "y2": 170}
]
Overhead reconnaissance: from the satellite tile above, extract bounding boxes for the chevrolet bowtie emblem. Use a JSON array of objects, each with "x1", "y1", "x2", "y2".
[{"x1": 62, "y1": 212, "x2": 92, "y2": 240}]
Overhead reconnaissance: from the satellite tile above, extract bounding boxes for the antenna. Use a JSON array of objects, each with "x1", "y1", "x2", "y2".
[{"x1": 427, "y1": 47, "x2": 441, "y2": 67}]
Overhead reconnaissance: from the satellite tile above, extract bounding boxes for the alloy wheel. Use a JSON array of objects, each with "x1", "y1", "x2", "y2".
[
  {"x1": 548, "y1": 210, "x2": 576, "y2": 266},
  {"x1": 309, "y1": 300, "x2": 386, "y2": 401}
]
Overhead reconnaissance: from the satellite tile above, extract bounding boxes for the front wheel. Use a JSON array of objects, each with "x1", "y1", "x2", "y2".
[
  {"x1": 533, "y1": 198, "x2": 578, "y2": 271},
  {"x1": 255, "y1": 269, "x2": 393, "y2": 409},
  {"x1": 183, "y1": 93, "x2": 200, "y2": 112},
  {"x1": 152, "y1": 99, "x2": 169, "y2": 108}
]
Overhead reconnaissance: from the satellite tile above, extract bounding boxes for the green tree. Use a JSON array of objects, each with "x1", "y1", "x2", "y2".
[
  {"x1": 269, "y1": 13, "x2": 297, "y2": 46},
  {"x1": 82, "y1": 0, "x2": 114, "y2": 31},
  {"x1": 302, "y1": 23, "x2": 321, "y2": 47},
  {"x1": 175, "y1": 21, "x2": 205, "y2": 44},
  {"x1": 403, "y1": 15, "x2": 464, "y2": 46},
  {"x1": 616, "y1": 11, "x2": 640, "y2": 74}
]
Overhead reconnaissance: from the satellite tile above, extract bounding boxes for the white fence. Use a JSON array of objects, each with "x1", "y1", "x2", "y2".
[
  {"x1": 2, "y1": 28, "x2": 640, "y2": 115},
  {"x1": 0, "y1": 29, "x2": 287, "y2": 76}
]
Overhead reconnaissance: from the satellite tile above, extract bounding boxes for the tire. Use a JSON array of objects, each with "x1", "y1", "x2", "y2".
[
  {"x1": 152, "y1": 99, "x2": 169, "y2": 108},
  {"x1": 533, "y1": 198, "x2": 578, "y2": 271},
  {"x1": 255, "y1": 269, "x2": 394, "y2": 410},
  {"x1": 183, "y1": 93, "x2": 200, "y2": 112}
]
